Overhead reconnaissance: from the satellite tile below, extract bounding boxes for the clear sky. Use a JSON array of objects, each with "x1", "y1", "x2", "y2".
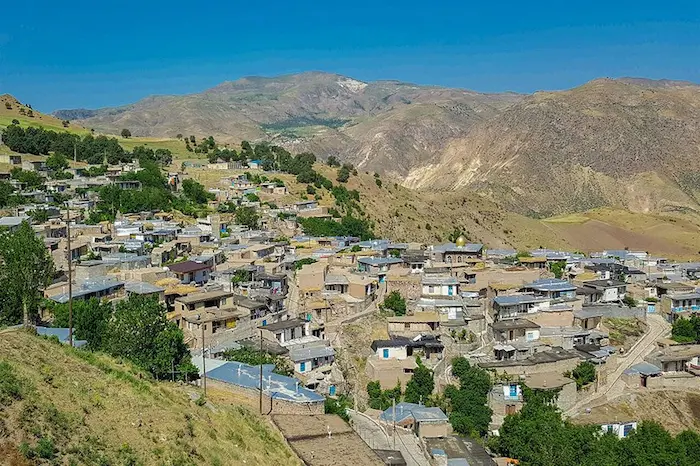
[{"x1": 1, "y1": 0, "x2": 698, "y2": 112}]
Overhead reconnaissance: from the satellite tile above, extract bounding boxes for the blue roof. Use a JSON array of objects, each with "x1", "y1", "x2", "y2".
[
  {"x1": 380, "y1": 402, "x2": 448, "y2": 423},
  {"x1": 494, "y1": 294, "x2": 548, "y2": 306},
  {"x1": 200, "y1": 359, "x2": 324, "y2": 404},
  {"x1": 524, "y1": 278, "x2": 576, "y2": 292},
  {"x1": 358, "y1": 257, "x2": 403, "y2": 266},
  {"x1": 36, "y1": 327, "x2": 88, "y2": 348},
  {"x1": 50, "y1": 279, "x2": 125, "y2": 303},
  {"x1": 624, "y1": 362, "x2": 662, "y2": 377},
  {"x1": 125, "y1": 282, "x2": 165, "y2": 295},
  {"x1": 359, "y1": 239, "x2": 390, "y2": 250}
]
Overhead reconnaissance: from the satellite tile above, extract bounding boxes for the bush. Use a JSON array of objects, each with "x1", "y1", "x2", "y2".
[
  {"x1": 567, "y1": 361, "x2": 596, "y2": 390},
  {"x1": 324, "y1": 395, "x2": 351, "y2": 422},
  {"x1": 382, "y1": 291, "x2": 406, "y2": 316},
  {"x1": 0, "y1": 361, "x2": 27, "y2": 406}
]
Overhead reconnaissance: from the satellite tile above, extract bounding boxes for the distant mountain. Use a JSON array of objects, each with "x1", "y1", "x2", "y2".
[
  {"x1": 54, "y1": 72, "x2": 522, "y2": 177},
  {"x1": 55, "y1": 73, "x2": 700, "y2": 217},
  {"x1": 405, "y1": 78, "x2": 700, "y2": 216}
]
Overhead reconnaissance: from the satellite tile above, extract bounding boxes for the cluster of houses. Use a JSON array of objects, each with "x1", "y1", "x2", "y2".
[{"x1": 5, "y1": 159, "x2": 700, "y2": 465}]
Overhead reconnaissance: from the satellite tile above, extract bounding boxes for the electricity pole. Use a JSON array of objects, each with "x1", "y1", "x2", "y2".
[
  {"x1": 201, "y1": 323, "x2": 207, "y2": 397},
  {"x1": 259, "y1": 329, "x2": 264, "y2": 414},
  {"x1": 66, "y1": 203, "x2": 73, "y2": 347},
  {"x1": 392, "y1": 397, "x2": 396, "y2": 451}
]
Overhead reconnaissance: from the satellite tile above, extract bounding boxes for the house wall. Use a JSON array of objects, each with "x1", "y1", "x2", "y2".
[
  {"x1": 528, "y1": 310, "x2": 574, "y2": 327},
  {"x1": 422, "y1": 284, "x2": 458, "y2": 298},
  {"x1": 387, "y1": 321, "x2": 436, "y2": 335},
  {"x1": 554, "y1": 381, "x2": 578, "y2": 412},
  {"x1": 365, "y1": 359, "x2": 413, "y2": 389},
  {"x1": 417, "y1": 422, "x2": 452, "y2": 439},
  {"x1": 484, "y1": 357, "x2": 580, "y2": 377},
  {"x1": 646, "y1": 372, "x2": 699, "y2": 390},
  {"x1": 386, "y1": 277, "x2": 421, "y2": 300},
  {"x1": 376, "y1": 346, "x2": 409, "y2": 360},
  {"x1": 600, "y1": 422, "x2": 637, "y2": 439}
]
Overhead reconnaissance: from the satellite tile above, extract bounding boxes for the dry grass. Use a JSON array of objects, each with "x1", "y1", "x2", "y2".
[{"x1": 0, "y1": 330, "x2": 298, "y2": 465}]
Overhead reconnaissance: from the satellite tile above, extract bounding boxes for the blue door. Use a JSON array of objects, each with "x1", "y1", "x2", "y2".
[
  {"x1": 262, "y1": 319, "x2": 267, "y2": 326},
  {"x1": 448, "y1": 286, "x2": 453, "y2": 296},
  {"x1": 329, "y1": 385, "x2": 336, "y2": 396},
  {"x1": 383, "y1": 349, "x2": 389, "y2": 359},
  {"x1": 300, "y1": 362, "x2": 306, "y2": 372}
]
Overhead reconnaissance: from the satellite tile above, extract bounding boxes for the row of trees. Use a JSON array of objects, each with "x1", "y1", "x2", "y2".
[
  {"x1": 298, "y1": 216, "x2": 374, "y2": 240},
  {"x1": 48, "y1": 295, "x2": 198, "y2": 381},
  {"x1": 492, "y1": 387, "x2": 700, "y2": 466},
  {"x1": 221, "y1": 347, "x2": 293, "y2": 376},
  {"x1": 672, "y1": 316, "x2": 700, "y2": 343}
]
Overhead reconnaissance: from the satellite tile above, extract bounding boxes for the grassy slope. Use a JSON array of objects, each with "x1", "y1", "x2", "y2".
[{"x1": 0, "y1": 330, "x2": 298, "y2": 466}]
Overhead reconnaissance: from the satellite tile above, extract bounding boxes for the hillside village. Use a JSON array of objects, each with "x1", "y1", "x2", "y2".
[{"x1": 2, "y1": 118, "x2": 700, "y2": 466}]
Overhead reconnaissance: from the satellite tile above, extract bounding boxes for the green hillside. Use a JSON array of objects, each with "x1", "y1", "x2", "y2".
[{"x1": 0, "y1": 329, "x2": 299, "y2": 465}]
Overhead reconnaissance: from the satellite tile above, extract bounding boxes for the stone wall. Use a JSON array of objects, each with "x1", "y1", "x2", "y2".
[
  {"x1": 483, "y1": 356, "x2": 580, "y2": 377},
  {"x1": 646, "y1": 373, "x2": 700, "y2": 390},
  {"x1": 386, "y1": 276, "x2": 422, "y2": 300}
]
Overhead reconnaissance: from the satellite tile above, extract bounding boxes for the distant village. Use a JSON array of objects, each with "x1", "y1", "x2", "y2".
[{"x1": 4, "y1": 154, "x2": 700, "y2": 466}]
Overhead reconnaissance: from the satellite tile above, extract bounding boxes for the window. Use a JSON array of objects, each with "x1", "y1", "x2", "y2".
[
  {"x1": 405, "y1": 323, "x2": 411, "y2": 330},
  {"x1": 428, "y1": 286, "x2": 434, "y2": 294}
]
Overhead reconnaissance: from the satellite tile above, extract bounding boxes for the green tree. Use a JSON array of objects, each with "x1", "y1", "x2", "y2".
[
  {"x1": 46, "y1": 153, "x2": 69, "y2": 172},
  {"x1": 182, "y1": 179, "x2": 214, "y2": 205},
  {"x1": 336, "y1": 166, "x2": 350, "y2": 183},
  {"x1": 222, "y1": 347, "x2": 292, "y2": 376},
  {"x1": 0, "y1": 221, "x2": 54, "y2": 326},
  {"x1": 567, "y1": 361, "x2": 596, "y2": 390},
  {"x1": 381, "y1": 291, "x2": 406, "y2": 316},
  {"x1": 672, "y1": 316, "x2": 700, "y2": 343},
  {"x1": 120, "y1": 128, "x2": 131, "y2": 138},
  {"x1": 104, "y1": 295, "x2": 197, "y2": 381},
  {"x1": 235, "y1": 206, "x2": 260, "y2": 229},
  {"x1": 404, "y1": 357, "x2": 434, "y2": 404},
  {"x1": 550, "y1": 261, "x2": 566, "y2": 279},
  {"x1": 622, "y1": 294, "x2": 638, "y2": 308},
  {"x1": 28, "y1": 208, "x2": 49, "y2": 223},
  {"x1": 327, "y1": 155, "x2": 340, "y2": 167},
  {"x1": 325, "y1": 395, "x2": 351, "y2": 422},
  {"x1": 51, "y1": 298, "x2": 112, "y2": 350},
  {"x1": 444, "y1": 357, "x2": 492, "y2": 437},
  {"x1": 0, "y1": 181, "x2": 18, "y2": 208}
]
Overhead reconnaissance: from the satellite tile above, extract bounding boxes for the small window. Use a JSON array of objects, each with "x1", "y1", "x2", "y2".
[{"x1": 405, "y1": 323, "x2": 411, "y2": 330}]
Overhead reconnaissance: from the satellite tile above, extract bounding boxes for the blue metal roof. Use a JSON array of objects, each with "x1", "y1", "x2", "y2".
[
  {"x1": 50, "y1": 279, "x2": 125, "y2": 303},
  {"x1": 200, "y1": 359, "x2": 324, "y2": 404},
  {"x1": 624, "y1": 362, "x2": 662, "y2": 377},
  {"x1": 380, "y1": 402, "x2": 448, "y2": 423},
  {"x1": 125, "y1": 282, "x2": 165, "y2": 295},
  {"x1": 524, "y1": 278, "x2": 576, "y2": 292},
  {"x1": 36, "y1": 327, "x2": 88, "y2": 348},
  {"x1": 358, "y1": 257, "x2": 403, "y2": 266},
  {"x1": 494, "y1": 294, "x2": 548, "y2": 306}
]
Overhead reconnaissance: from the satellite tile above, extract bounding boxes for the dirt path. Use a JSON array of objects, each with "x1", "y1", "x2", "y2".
[{"x1": 564, "y1": 313, "x2": 669, "y2": 417}]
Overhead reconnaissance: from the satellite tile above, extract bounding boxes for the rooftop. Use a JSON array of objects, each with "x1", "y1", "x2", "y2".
[
  {"x1": 167, "y1": 260, "x2": 212, "y2": 274},
  {"x1": 422, "y1": 275, "x2": 459, "y2": 286},
  {"x1": 288, "y1": 345, "x2": 335, "y2": 362},
  {"x1": 380, "y1": 402, "x2": 448, "y2": 424},
  {"x1": 175, "y1": 290, "x2": 233, "y2": 305},
  {"x1": 493, "y1": 294, "x2": 548, "y2": 306},
  {"x1": 521, "y1": 372, "x2": 575, "y2": 389},
  {"x1": 192, "y1": 357, "x2": 324, "y2": 404},
  {"x1": 259, "y1": 318, "x2": 307, "y2": 332},
  {"x1": 358, "y1": 257, "x2": 403, "y2": 266},
  {"x1": 581, "y1": 279, "x2": 627, "y2": 288},
  {"x1": 491, "y1": 319, "x2": 540, "y2": 331},
  {"x1": 432, "y1": 242, "x2": 484, "y2": 254},
  {"x1": 125, "y1": 282, "x2": 165, "y2": 295},
  {"x1": 523, "y1": 278, "x2": 576, "y2": 292}
]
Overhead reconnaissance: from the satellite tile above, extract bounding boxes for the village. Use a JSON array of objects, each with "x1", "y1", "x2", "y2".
[{"x1": 6, "y1": 153, "x2": 700, "y2": 466}]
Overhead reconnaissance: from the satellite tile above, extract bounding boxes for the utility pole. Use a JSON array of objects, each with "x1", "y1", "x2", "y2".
[
  {"x1": 259, "y1": 329, "x2": 264, "y2": 414},
  {"x1": 392, "y1": 397, "x2": 396, "y2": 451},
  {"x1": 201, "y1": 324, "x2": 207, "y2": 397},
  {"x1": 66, "y1": 203, "x2": 73, "y2": 347}
]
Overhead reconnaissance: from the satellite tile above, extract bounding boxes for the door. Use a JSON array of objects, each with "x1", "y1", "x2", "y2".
[
  {"x1": 383, "y1": 349, "x2": 389, "y2": 359},
  {"x1": 300, "y1": 362, "x2": 306, "y2": 372},
  {"x1": 506, "y1": 404, "x2": 517, "y2": 415}
]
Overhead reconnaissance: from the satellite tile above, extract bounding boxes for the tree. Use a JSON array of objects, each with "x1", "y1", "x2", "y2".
[
  {"x1": 11, "y1": 119, "x2": 19, "y2": 125},
  {"x1": 327, "y1": 155, "x2": 340, "y2": 167},
  {"x1": 46, "y1": 153, "x2": 69, "y2": 172},
  {"x1": 28, "y1": 208, "x2": 49, "y2": 224},
  {"x1": 367, "y1": 380, "x2": 402, "y2": 410},
  {"x1": 50, "y1": 298, "x2": 111, "y2": 350},
  {"x1": 104, "y1": 295, "x2": 197, "y2": 381},
  {"x1": 120, "y1": 128, "x2": 131, "y2": 138},
  {"x1": 176, "y1": 133, "x2": 183, "y2": 140},
  {"x1": 550, "y1": 261, "x2": 566, "y2": 279},
  {"x1": 222, "y1": 347, "x2": 292, "y2": 376},
  {"x1": 567, "y1": 361, "x2": 596, "y2": 390},
  {"x1": 27, "y1": 109, "x2": 33, "y2": 118},
  {"x1": 0, "y1": 222, "x2": 54, "y2": 326},
  {"x1": 182, "y1": 179, "x2": 214, "y2": 205},
  {"x1": 381, "y1": 291, "x2": 406, "y2": 316},
  {"x1": 622, "y1": 294, "x2": 638, "y2": 308},
  {"x1": 235, "y1": 206, "x2": 260, "y2": 229},
  {"x1": 404, "y1": 357, "x2": 434, "y2": 404},
  {"x1": 336, "y1": 166, "x2": 350, "y2": 183},
  {"x1": 444, "y1": 357, "x2": 492, "y2": 437},
  {"x1": 0, "y1": 181, "x2": 17, "y2": 208},
  {"x1": 672, "y1": 316, "x2": 700, "y2": 343}
]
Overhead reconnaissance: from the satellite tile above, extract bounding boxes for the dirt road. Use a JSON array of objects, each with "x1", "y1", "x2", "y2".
[{"x1": 564, "y1": 312, "x2": 669, "y2": 417}]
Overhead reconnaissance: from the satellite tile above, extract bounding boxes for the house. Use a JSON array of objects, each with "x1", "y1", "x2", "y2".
[
  {"x1": 288, "y1": 344, "x2": 335, "y2": 374},
  {"x1": 124, "y1": 282, "x2": 165, "y2": 302},
  {"x1": 599, "y1": 421, "x2": 638, "y2": 439},
  {"x1": 492, "y1": 294, "x2": 549, "y2": 321},
  {"x1": 645, "y1": 344, "x2": 700, "y2": 373},
  {"x1": 379, "y1": 402, "x2": 452, "y2": 438},
  {"x1": 0, "y1": 216, "x2": 29, "y2": 232},
  {"x1": 403, "y1": 251, "x2": 428, "y2": 273},
  {"x1": 517, "y1": 256, "x2": 548, "y2": 269},
  {"x1": 577, "y1": 280, "x2": 627, "y2": 304},
  {"x1": 357, "y1": 257, "x2": 403, "y2": 281},
  {"x1": 422, "y1": 275, "x2": 460, "y2": 298},
  {"x1": 173, "y1": 290, "x2": 233, "y2": 316},
  {"x1": 167, "y1": 260, "x2": 212, "y2": 284},
  {"x1": 346, "y1": 273, "x2": 379, "y2": 301},
  {"x1": 171, "y1": 291, "x2": 237, "y2": 346},
  {"x1": 293, "y1": 200, "x2": 318, "y2": 212},
  {"x1": 48, "y1": 278, "x2": 125, "y2": 304},
  {"x1": 259, "y1": 319, "x2": 310, "y2": 345},
  {"x1": 248, "y1": 159, "x2": 262, "y2": 169},
  {"x1": 115, "y1": 180, "x2": 142, "y2": 190},
  {"x1": 660, "y1": 292, "x2": 700, "y2": 322},
  {"x1": 324, "y1": 273, "x2": 349, "y2": 294},
  {"x1": 387, "y1": 313, "x2": 441, "y2": 337},
  {"x1": 522, "y1": 278, "x2": 577, "y2": 300},
  {"x1": 429, "y1": 239, "x2": 484, "y2": 263}
]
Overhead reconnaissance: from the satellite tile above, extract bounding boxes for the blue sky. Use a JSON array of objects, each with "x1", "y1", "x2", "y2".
[{"x1": 1, "y1": 0, "x2": 698, "y2": 111}]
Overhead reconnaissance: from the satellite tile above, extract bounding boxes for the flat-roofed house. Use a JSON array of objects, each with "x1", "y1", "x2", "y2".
[{"x1": 167, "y1": 260, "x2": 212, "y2": 285}]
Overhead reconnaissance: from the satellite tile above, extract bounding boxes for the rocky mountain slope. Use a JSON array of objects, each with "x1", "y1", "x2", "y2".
[
  {"x1": 55, "y1": 73, "x2": 700, "y2": 218},
  {"x1": 54, "y1": 72, "x2": 522, "y2": 178},
  {"x1": 405, "y1": 78, "x2": 700, "y2": 216}
]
